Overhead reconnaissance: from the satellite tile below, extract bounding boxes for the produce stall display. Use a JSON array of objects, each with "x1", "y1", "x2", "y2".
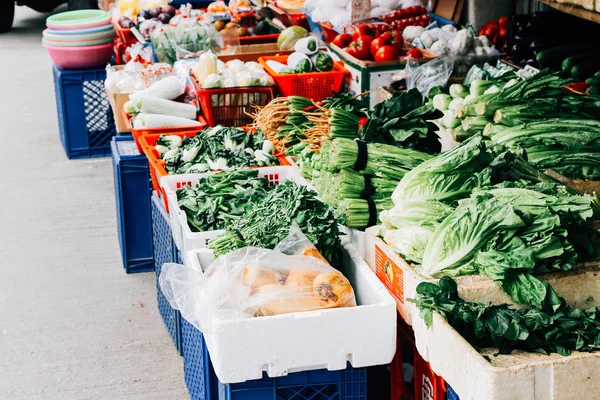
[{"x1": 45, "y1": 1, "x2": 600, "y2": 399}]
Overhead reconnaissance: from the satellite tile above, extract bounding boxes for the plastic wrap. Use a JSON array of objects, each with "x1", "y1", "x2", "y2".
[
  {"x1": 160, "y1": 227, "x2": 356, "y2": 333},
  {"x1": 405, "y1": 57, "x2": 454, "y2": 96}
]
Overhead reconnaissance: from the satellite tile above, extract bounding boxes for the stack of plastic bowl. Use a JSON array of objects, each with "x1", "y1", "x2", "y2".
[{"x1": 43, "y1": 10, "x2": 115, "y2": 69}]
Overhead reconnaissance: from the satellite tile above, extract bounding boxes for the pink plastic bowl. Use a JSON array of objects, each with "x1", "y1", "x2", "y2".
[{"x1": 43, "y1": 42, "x2": 114, "y2": 69}]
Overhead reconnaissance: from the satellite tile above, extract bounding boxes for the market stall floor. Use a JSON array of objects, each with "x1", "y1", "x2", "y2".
[{"x1": 0, "y1": 6, "x2": 188, "y2": 400}]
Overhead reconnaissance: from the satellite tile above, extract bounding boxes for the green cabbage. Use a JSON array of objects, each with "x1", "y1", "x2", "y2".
[{"x1": 277, "y1": 26, "x2": 308, "y2": 50}]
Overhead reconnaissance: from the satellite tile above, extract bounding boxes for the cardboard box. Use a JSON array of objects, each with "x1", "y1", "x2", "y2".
[
  {"x1": 217, "y1": 43, "x2": 293, "y2": 63},
  {"x1": 105, "y1": 66, "x2": 133, "y2": 134},
  {"x1": 328, "y1": 43, "x2": 436, "y2": 109}
]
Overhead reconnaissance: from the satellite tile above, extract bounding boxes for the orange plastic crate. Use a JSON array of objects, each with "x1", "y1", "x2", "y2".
[
  {"x1": 193, "y1": 77, "x2": 276, "y2": 127},
  {"x1": 139, "y1": 128, "x2": 289, "y2": 211},
  {"x1": 122, "y1": 109, "x2": 207, "y2": 153},
  {"x1": 258, "y1": 55, "x2": 348, "y2": 102},
  {"x1": 391, "y1": 320, "x2": 447, "y2": 400}
]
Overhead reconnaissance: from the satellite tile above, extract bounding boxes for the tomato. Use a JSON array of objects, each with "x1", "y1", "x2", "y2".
[
  {"x1": 406, "y1": 17, "x2": 415, "y2": 25},
  {"x1": 375, "y1": 45, "x2": 399, "y2": 62},
  {"x1": 358, "y1": 34, "x2": 374, "y2": 47},
  {"x1": 406, "y1": 47, "x2": 423, "y2": 58},
  {"x1": 370, "y1": 36, "x2": 390, "y2": 58},
  {"x1": 382, "y1": 30, "x2": 404, "y2": 51},
  {"x1": 332, "y1": 33, "x2": 352, "y2": 48},
  {"x1": 346, "y1": 38, "x2": 371, "y2": 60},
  {"x1": 352, "y1": 25, "x2": 375, "y2": 41}
]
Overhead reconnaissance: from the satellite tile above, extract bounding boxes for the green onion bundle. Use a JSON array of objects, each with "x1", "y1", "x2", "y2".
[
  {"x1": 335, "y1": 198, "x2": 394, "y2": 229},
  {"x1": 312, "y1": 169, "x2": 397, "y2": 208},
  {"x1": 319, "y1": 138, "x2": 433, "y2": 181}
]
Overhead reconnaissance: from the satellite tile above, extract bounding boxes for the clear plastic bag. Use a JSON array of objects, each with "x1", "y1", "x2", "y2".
[
  {"x1": 405, "y1": 57, "x2": 454, "y2": 96},
  {"x1": 160, "y1": 226, "x2": 356, "y2": 333}
]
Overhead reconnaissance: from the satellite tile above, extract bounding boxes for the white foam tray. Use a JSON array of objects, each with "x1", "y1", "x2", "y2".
[{"x1": 184, "y1": 240, "x2": 397, "y2": 384}]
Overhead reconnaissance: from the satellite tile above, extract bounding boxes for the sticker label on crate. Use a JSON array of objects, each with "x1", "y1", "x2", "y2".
[
  {"x1": 375, "y1": 244, "x2": 404, "y2": 304},
  {"x1": 117, "y1": 140, "x2": 141, "y2": 156}
]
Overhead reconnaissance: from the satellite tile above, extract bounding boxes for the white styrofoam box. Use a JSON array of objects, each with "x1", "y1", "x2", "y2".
[
  {"x1": 185, "y1": 240, "x2": 397, "y2": 384},
  {"x1": 338, "y1": 225, "x2": 367, "y2": 260},
  {"x1": 160, "y1": 166, "x2": 308, "y2": 263},
  {"x1": 412, "y1": 304, "x2": 600, "y2": 400},
  {"x1": 365, "y1": 226, "x2": 600, "y2": 326}
]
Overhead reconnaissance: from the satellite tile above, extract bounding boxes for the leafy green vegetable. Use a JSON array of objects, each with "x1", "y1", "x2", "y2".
[
  {"x1": 421, "y1": 195, "x2": 525, "y2": 278},
  {"x1": 160, "y1": 126, "x2": 278, "y2": 174},
  {"x1": 391, "y1": 135, "x2": 493, "y2": 204},
  {"x1": 177, "y1": 169, "x2": 269, "y2": 232},
  {"x1": 209, "y1": 181, "x2": 341, "y2": 263},
  {"x1": 409, "y1": 277, "x2": 600, "y2": 357},
  {"x1": 360, "y1": 89, "x2": 443, "y2": 154}
]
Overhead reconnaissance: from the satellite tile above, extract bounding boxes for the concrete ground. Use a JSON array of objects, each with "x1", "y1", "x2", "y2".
[{"x1": 0, "y1": 6, "x2": 187, "y2": 400}]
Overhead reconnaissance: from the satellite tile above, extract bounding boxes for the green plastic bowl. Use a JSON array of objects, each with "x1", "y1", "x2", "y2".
[{"x1": 46, "y1": 10, "x2": 110, "y2": 28}]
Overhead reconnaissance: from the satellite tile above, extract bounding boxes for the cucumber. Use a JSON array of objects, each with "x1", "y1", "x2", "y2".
[
  {"x1": 586, "y1": 76, "x2": 600, "y2": 86},
  {"x1": 571, "y1": 61, "x2": 600, "y2": 80},
  {"x1": 536, "y1": 45, "x2": 598, "y2": 70},
  {"x1": 588, "y1": 86, "x2": 600, "y2": 95},
  {"x1": 562, "y1": 53, "x2": 600, "y2": 74},
  {"x1": 595, "y1": 70, "x2": 600, "y2": 78}
]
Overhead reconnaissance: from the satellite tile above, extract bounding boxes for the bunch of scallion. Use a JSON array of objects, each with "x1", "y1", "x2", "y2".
[
  {"x1": 435, "y1": 68, "x2": 600, "y2": 180},
  {"x1": 319, "y1": 138, "x2": 433, "y2": 181}
]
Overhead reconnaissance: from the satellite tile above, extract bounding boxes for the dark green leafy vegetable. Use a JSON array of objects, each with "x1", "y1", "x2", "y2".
[
  {"x1": 161, "y1": 126, "x2": 278, "y2": 174},
  {"x1": 177, "y1": 169, "x2": 269, "y2": 232},
  {"x1": 409, "y1": 277, "x2": 600, "y2": 356},
  {"x1": 360, "y1": 89, "x2": 443, "y2": 154},
  {"x1": 208, "y1": 181, "x2": 341, "y2": 263}
]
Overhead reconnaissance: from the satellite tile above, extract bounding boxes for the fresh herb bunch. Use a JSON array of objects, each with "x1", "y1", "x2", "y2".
[
  {"x1": 158, "y1": 126, "x2": 278, "y2": 174},
  {"x1": 209, "y1": 181, "x2": 341, "y2": 263},
  {"x1": 177, "y1": 169, "x2": 269, "y2": 232},
  {"x1": 409, "y1": 277, "x2": 600, "y2": 357}
]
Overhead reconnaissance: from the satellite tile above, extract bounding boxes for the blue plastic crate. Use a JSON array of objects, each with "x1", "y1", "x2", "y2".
[
  {"x1": 111, "y1": 137, "x2": 154, "y2": 274},
  {"x1": 181, "y1": 317, "x2": 367, "y2": 400},
  {"x1": 151, "y1": 193, "x2": 182, "y2": 353},
  {"x1": 446, "y1": 384, "x2": 459, "y2": 400},
  {"x1": 52, "y1": 64, "x2": 116, "y2": 159},
  {"x1": 181, "y1": 318, "x2": 218, "y2": 400}
]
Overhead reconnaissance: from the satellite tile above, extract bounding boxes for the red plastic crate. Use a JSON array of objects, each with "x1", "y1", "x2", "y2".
[
  {"x1": 192, "y1": 76, "x2": 276, "y2": 127},
  {"x1": 391, "y1": 320, "x2": 446, "y2": 400},
  {"x1": 122, "y1": 109, "x2": 207, "y2": 152},
  {"x1": 139, "y1": 128, "x2": 289, "y2": 211},
  {"x1": 259, "y1": 55, "x2": 348, "y2": 102},
  {"x1": 320, "y1": 23, "x2": 339, "y2": 44}
]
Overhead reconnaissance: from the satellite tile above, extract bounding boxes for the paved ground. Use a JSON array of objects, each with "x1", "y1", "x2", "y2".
[{"x1": 0, "y1": 6, "x2": 187, "y2": 400}]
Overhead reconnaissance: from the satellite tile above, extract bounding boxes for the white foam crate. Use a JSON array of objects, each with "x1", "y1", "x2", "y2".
[
  {"x1": 185, "y1": 240, "x2": 397, "y2": 384},
  {"x1": 412, "y1": 285, "x2": 600, "y2": 400},
  {"x1": 160, "y1": 166, "x2": 308, "y2": 263}
]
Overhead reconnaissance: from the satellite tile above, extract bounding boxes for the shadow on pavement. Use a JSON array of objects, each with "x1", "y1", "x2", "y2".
[{"x1": 4, "y1": 3, "x2": 69, "y2": 40}]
